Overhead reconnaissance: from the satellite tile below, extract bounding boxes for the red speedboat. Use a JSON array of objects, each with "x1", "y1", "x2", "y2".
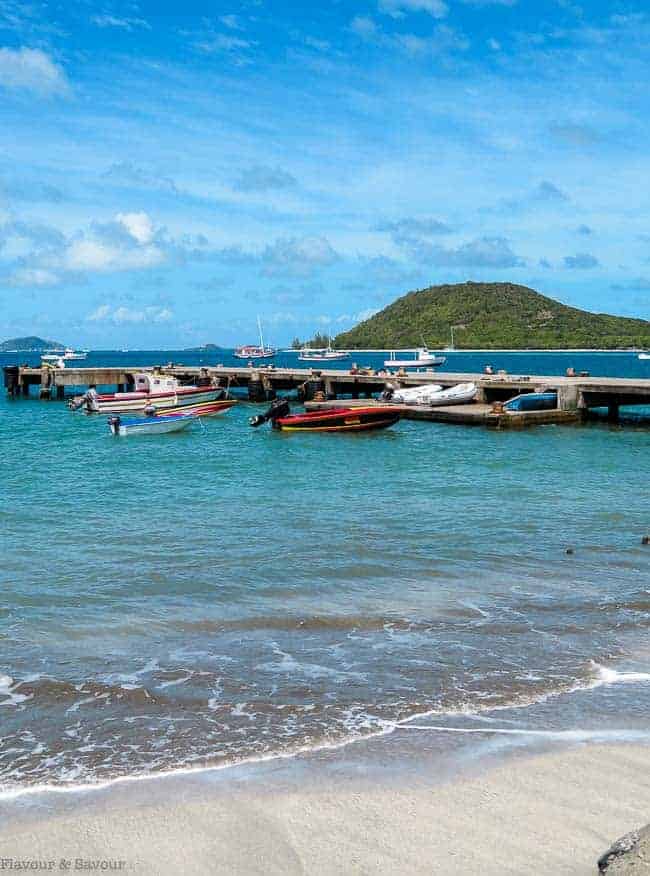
[{"x1": 250, "y1": 399, "x2": 401, "y2": 432}]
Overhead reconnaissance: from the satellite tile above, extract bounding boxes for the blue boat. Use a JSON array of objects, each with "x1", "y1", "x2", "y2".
[
  {"x1": 108, "y1": 413, "x2": 197, "y2": 437},
  {"x1": 504, "y1": 392, "x2": 558, "y2": 412}
]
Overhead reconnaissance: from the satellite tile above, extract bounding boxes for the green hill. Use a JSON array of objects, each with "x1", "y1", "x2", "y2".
[
  {"x1": 334, "y1": 282, "x2": 650, "y2": 350},
  {"x1": 0, "y1": 336, "x2": 65, "y2": 352}
]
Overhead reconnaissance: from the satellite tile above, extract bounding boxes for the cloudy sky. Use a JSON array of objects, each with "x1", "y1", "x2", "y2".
[{"x1": 1, "y1": 0, "x2": 649, "y2": 347}]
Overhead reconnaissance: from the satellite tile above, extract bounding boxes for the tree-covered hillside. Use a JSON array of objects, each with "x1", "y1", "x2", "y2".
[{"x1": 334, "y1": 282, "x2": 650, "y2": 349}]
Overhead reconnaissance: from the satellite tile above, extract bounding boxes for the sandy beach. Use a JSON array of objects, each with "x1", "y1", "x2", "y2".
[{"x1": 1, "y1": 741, "x2": 649, "y2": 875}]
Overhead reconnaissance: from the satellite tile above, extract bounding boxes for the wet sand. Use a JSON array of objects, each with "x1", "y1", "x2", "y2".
[{"x1": 1, "y1": 742, "x2": 649, "y2": 875}]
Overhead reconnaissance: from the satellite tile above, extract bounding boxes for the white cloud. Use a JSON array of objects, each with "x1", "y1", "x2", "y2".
[
  {"x1": 349, "y1": 16, "x2": 380, "y2": 39},
  {"x1": 91, "y1": 15, "x2": 151, "y2": 31},
  {"x1": 378, "y1": 0, "x2": 448, "y2": 19},
  {"x1": 116, "y1": 211, "x2": 154, "y2": 244},
  {"x1": 350, "y1": 17, "x2": 467, "y2": 56},
  {"x1": 0, "y1": 47, "x2": 69, "y2": 96},
  {"x1": 88, "y1": 304, "x2": 111, "y2": 322},
  {"x1": 88, "y1": 304, "x2": 173, "y2": 324},
  {"x1": 6, "y1": 267, "x2": 59, "y2": 286},
  {"x1": 262, "y1": 236, "x2": 340, "y2": 278},
  {"x1": 219, "y1": 14, "x2": 243, "y2": 31}
]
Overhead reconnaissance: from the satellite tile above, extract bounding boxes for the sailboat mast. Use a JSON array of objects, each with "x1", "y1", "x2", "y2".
[{"x1": 258, "y1": 315, "x2": 264, "y2": 351}]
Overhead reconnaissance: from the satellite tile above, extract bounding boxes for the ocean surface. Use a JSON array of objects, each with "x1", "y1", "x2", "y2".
[{"x1": 2, "y1": 348, "x2": 650, "y2": 795}]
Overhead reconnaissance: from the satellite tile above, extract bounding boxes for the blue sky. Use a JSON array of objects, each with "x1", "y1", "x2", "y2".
[{"x1": 0, "y1": 0, "x2": 649, "y2": 347}]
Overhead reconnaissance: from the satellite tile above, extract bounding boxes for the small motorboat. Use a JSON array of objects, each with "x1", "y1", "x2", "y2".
[
  {"x1": 108, "y1": 412, "x2": 197, "y2": 437},
  {"x1": 639, "y1": 352, "x2": 650, "y2": 360},
  {"x1": 384, "y1": 347, "x2": 446, "y2": 369},
  {"x1": 249, "y1": 398, "x2": 401, "y2": 432},
  {"x1": 70, "y1": 372, "x2": 224, "y2": 414},
  {"x1": 42, "y1": 347, "x2": 87, "y2": 362},
  {"x1": 504, "y1": 392, "x2": 557, "y2": 412},
  {"x1": 384, "y1": 382, "x2": 477, "y2": 407}
]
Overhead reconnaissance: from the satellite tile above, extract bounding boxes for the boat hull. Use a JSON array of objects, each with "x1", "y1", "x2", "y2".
[
  {"x1": 109, "y1": 414, "x2": 197, "y2": 437},
  {"x1": 504, "y1": 392, "x2": 557, "y2": 412},
  {"x1": 233, "y1": 349, "x2": 276, "y2": 360},
  {"x1": 273, "y1": 406, "x2": 401, "y2": 432},
  {"x1": 384, "y1": 357, "x2": 446, "y2": 368},
  {"x1": 92, "y1": 387, "x2": 223, "y2": 414},
  {"x1": 158, "y1": 399, "x2": 237, "y2": 417}
]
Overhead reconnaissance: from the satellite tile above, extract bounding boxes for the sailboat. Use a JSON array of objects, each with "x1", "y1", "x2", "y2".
[
  {"x1": 298, "y1": 336, "x2": 350, "y2": 361},
  {"x1": 234, "y1": 317, "x2": 276, "y2": 360}
]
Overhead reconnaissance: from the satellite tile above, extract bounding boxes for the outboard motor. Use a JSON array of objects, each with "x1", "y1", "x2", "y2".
[
  {"x1": 249, "y1": 397, "x2": 290, "y2": 427},
  {"x1": 69, "y1": 386, "x2": 99, "y2": 413},
  {"x1": 108, "y1": 415, "x2": 121, "y2": 435},
  {"x1": 380, "y1": 385, "x2": 395, "y2": 401}
]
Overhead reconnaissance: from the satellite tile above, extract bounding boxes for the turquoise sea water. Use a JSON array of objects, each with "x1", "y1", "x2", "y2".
[{"x1": 1, "y1": 349, "x2": 650, "y2": 793}]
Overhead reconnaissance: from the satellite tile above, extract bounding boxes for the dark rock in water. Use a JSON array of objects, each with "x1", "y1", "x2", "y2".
[
  {"x1": 598, "y1": 825, "x2": 650, "y2": 873},
  {"x1": 642, "y1": 536, "x2": 650, "y2": 545},
  {"x1": 565, "y1": 547, "x2": 575, "y2": 555}
]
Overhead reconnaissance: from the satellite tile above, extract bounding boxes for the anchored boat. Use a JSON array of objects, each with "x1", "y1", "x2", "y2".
[
  {"x1": 42, "y1": 347, "x2": 87, "y2": 362},
  {"x1": 250, "y1": 399, "x2": 401, "y2": 432},
  {"x1": 298, "y1": 338, "x2": 350, "y2": 361},
  {"x1": 108, "y1": 412, "x2": 197, "y2": 437},
  {"x1": 384, "y1": 347, "x2": 446, "y2": 369},
  {"x1": 234, "y1": 317, "x2": 276, "y2": 360},
  {"x1": 70, "y1": 372, "x2": 226, "y2": 414}
]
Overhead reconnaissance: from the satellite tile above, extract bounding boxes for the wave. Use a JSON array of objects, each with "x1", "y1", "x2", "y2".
[{"x1": 2, "y1": 658, "x2": 650, "y2": 802}]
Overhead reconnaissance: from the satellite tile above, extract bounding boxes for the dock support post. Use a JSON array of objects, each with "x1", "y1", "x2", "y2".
[
  {"x1": 607, "y1": 402, "x2": 620, "y2": 423},
  {"x1": 56, "y1": 384, "x2": 65, "y2": 400},
  {"x1": 248, "y1": 373, "x2": 276, "y2": 402},
  {"x1": 557, "y1": 385, "x2": 580, "y2": 412},
  {"x1": 21, "y1": 379, "x2": 30, "y2": 398},
  {"x1": 39, "y1": 368, "x2": 53, "y2": 399},
  {"x1": 3, "y1": 366, "x2": 19, "y2": 397},
  {"x1": 117, "y1": 383, "x2": 125, "y2": 393},
  {"x1": 302, "y1": 378, "x2": 325, "y2": 401}
]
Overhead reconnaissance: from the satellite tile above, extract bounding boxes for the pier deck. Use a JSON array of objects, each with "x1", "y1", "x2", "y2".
[{"x1": 4, "y1": 362, "x2": 650, "y2": 424}]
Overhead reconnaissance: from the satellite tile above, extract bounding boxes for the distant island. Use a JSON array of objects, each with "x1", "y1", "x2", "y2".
[
  {"x1": 0, "y1": 336, "x2": 65, "y2": 352},
  {"x1": 334, "y1": 282, "x2": 650, "y2": 350},
  {"x1": 183, "y1": 343, "x2": 224, "y2": 352}
]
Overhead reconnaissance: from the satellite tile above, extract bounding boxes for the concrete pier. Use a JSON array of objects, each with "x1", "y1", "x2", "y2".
[{"x1": 5, "y1": 363, "x2": 650, "y2": 427}]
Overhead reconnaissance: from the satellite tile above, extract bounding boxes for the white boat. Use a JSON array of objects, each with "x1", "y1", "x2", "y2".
[
  {"x1": 70, "y1": 372, "x2": 224, "y2": 414},
  {"x1": 385, "y1": 383, "x2": 443, "y2": 404},
  {"x1": 386, "y1": 382, "x2": 477, "y2": 407},
  {"x1": 108, "y1": 412, "x2": 197, "y2": 437},
  {"x1": 384, "y1": 347, "x2": 446, "y2": 369},
  {"x1": 42, "y1": 347, "x2": 87, "y2": 362},
  {"x1": 298, "y1": 340, "x2": 350, "y2": 361},
  {"x1": 234, "y1": 317, "x2": 276, "y2": 360},
  {"x1": 639, "y1": 353, "x2": 650, "y2": 360}
]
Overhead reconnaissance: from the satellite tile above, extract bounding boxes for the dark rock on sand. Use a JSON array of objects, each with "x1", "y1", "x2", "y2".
[{"x1": 598, "y1": 825, "x2": 650, "y2": 873}]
